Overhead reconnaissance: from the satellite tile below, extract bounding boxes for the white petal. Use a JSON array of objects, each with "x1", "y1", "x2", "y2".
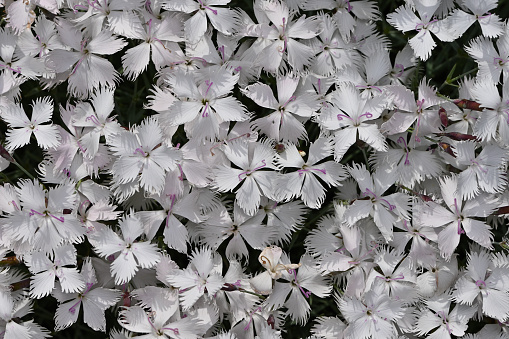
[
  {"x1": 212, "y1": 97, "x2": 250, "y2": 122},
  {"x1": 112, "y1": 156, "x2": 142, "y2": 184},
  {"x1": 333, "y1": 128, "x2": 357, "y2": 161},
  {"x1": 225, "y1": 233, "x2": 249, "y2": 260},
  {"x1": 387, "y1": 5, "x2": 420, "y2": 32},
  {"x1": 207, "y1": 7, "x2": 238, "y2": 35},
  {"x1": 357, "y1": 124, "x2": 387, "y2": 152},
  {"x1": 33, "y1": 124, "x2": 60, "y2": 149},
  {"x1": 242, "y1": 83, "x2": 278, "y2": 109},
  {"x1": 185, "y1": 10, "x2": 207, "y2": 44},
  {"x1": 139, "y1": 159, "x2": 165, "y2": 194},
  {"x1": 479, "y1": 13, "x2": 504, "y2": 38},
  {"x1": 332, "y1": 82, "x2": 361, "y2": 118},
  {"x1": 121, "y1": 43, "x2": 151, "y2": 80},
  {"x1": 249, "y1": 271, "x2": 273, "y2": 295},
  {"x1": 165, "y1": 101, "x2": 202, "y2": 126},
  {"x1": 463, "y1": 218, "x2": 493, "y2": 249},
  {"x1": 213, "y1": 165, "x2": 243, "y2": 192},
  {"x1": 82, "y1": 298, "x2": 106, "y2": 331},
  {"x1": 301, "y1": 174, "x2": 326, "y2": 209},
  {"x1": 409, "y1": 29, "x2": 436, "y2": 61},
  {"x1": 482, "y1": 288, "x2": 509, "y2": 321},
  {"x1": 6, "y1": 127, "x2": 32, "y2": 150},
  {"x1": 133, "y1": 242, "x2": 160, "y2": 269},
  {"x1": 438, "y1": 222, "x2": 461, "y2": 259},
  {"x1": 344, "y1": 200, "x2": 372, "y2": 227},
  {"x1": 30, "y1": 97, "x2": 53, "y2": 124},
  {"x1": 30, "y1": 271, "x2": 55, "y2": 299},
  {"x1": 111, "y1": 252, "x2": 138, "y2": 284},
  {"x1": 59, "y1": 267, "x2": 85, "y2": 294},
  {"x1": 260, "y1": 39, "x2": 285, "y2": 74},
  {"x1": 87, "y1": 31, "x2": 127, "y2": 55},
  {"x1": 5, "y1": 321, "x2": 32, "y2": 339},
  {"x1": 236, "y1": 177, "x2": 261, "y2": 216},
  {"x1": 164, "y1": 215, "x2": 188, "y2": 253}
]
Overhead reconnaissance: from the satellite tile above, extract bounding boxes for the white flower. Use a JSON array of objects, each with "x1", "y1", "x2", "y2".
[
  {"x1": 365, "y1": 248, "x2": 418, "y2": 304},
  {"x1": 243, "y1": 74, "x2": 320, "y2": 143},
  {"x1": 137, "y1": 179, "x2": 205, "y2": 253},
  {"x1": 46, "y1": 20, "x2": 127, "y2": 98},
  {"x1": 320, "y1": 225, "x2": 378, "y2": 297},
  {"x1": 4, "y1": 179, "x2": 85, "y2": 253},
  {"x1": 415, "y1": 293, "x2": 475, "y2": 339},
  {"x1": 45, "y1": 102, "x2": 111, "y2": 178},
  {"x1": 249, "y1": 245, "x2": 300, "y2": 295},
  {"x1": 343, "y1": 163, "x2": 410, "y2": 241},
  {"x1": 163, "y1": 0, "x2": 240, "y2": 44},
  {"x1": 17, "y1": 16, "x2": 65, "y2": 58},
  {"x1": 466, "y1": 30, "x2": 509, "y2": 84},
  {"x1": 451, "y1": 141, "x2": 507, "y2": 199},
  {"x1": 470, "y1": 78, "x2": 509, "y2": 143},
  {"x1": 199, "y1": 203, "x2": 274, "y2": 260},
  {"x1": 300, "y1": 0, "x2": 379, "y2": 39},
  {"x1": 447, "y1": 0, "x2": 503, "y2": 39},
  {"x1": 415, "y1": 176, "x2": 497, "y2": 259},
  {"x1": 214, "y1": 260, "x2": 259, "y2": 325},
  {"x1": 381, "y1": 80, "x2": 445, "y2": 139},
  {"x1": 212, "y1": 139, "x2": 279, "y2": 216},
  {"x1": 275, "y1": 137, "x2": 346, "y2": 209},
  {"x1": 318, "y1": 83, "x2": 388, "y2": 161},
  {"x1": 109, "y1": 116, "x2": 181, "y2": 197},
  {"x1": 53, "y1": 258, "x2": 121, "y2": 331},
  {"x1": 121, "y1": 16, "x2": 183, "y2": 80},
  {"x1": 161, "y1": 68, "x2": 251, "y2": 141},
  {"x1": 256, "y1": 0, "x2": 322, "y2": 73},
  {"x1": 0, "y1": 293, "x2": 51, "y2": 339},
  {"x1": 92, "y1": 213, "x2": 160, "y2": 284},
  {"x1": 25, "y1": 245, "x2": 85, "y2": 299},
  {"x1": 370, "y1": 134, "x2": 443, "y2": 188},
  {"x1": 263, "y1": 255, "x2": 331, "y2": 326},
  {"x1": 452, "y1": 248, "x2": 509, "y2": 322},
  {"x1": 0, "y1": 27, "x2": 46, "y2": 79},
  {"x1": 72, "y1": 0, "x2": 143, "y2": 38},
  {"x1": 308, "y1": 13, "x2": 362, "y2": 77},
  {"x1": 339, "y1": 279, "x2": 405, "y2": 339},
  {"x1": 387, "y1": 1, "x2": 455, "y2": 60},
  {"x1": 390, "y1": 219, "x2": 438, "y2": 268},
  {"x1": 1, "y1": 97, "x2": 60, "y2": 150},
  {"x1": 416, "y1": 256, "x2": 458, "y2": 298},
  {"x1": 119, "y1": 305, "x2": 205, "y2": 338},
  {"x1": 72, "y1": 87, "x2": 123, "y2": 159},
  {"x1": 166, "y1": 247, "x2": 224, "y2": 310}
]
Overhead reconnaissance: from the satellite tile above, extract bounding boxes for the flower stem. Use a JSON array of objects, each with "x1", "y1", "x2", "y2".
[
  {"x1": 237, "y1": 288, "x2": 266, "y2": 299},
  {"x1": 438, "y1": 67, "x2": 478, "y2": 91},
  {"x1": 13, "y1": 160, "x2": 35, "y2": 180}
]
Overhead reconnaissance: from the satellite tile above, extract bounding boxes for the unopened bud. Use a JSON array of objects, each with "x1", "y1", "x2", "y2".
[
  {"x1": 0, "y1": 144, "x2": 14, "y2": 163},
  {"x1": 438, "y1": 107, "x2": 448, "y2": 127},
  {"x1": 435, "y1": 132, "x2": 478, "y2": 141},
  {"x1": 419, "y1": 193, "x2": 433, "y2": 202},
  {"x1": 274, "y1": 143, "x2": 285, "y2": 153},
  {"x1": 221, "y1": 283, "x2": 239, "y2": 291},
  {"x1": 438, "y1": 142, "x2": 455, "y2": 157},
  {"x1": 0, "y1": 256, "x2": 20, "y2": 266},
  {"x1": 495, "y1": 206, "x2": 509, "y2": 215},
  {"x1": 453, "y1": 99, "x2": 483, "y2": 111},
  {"x1": 267, "y1": 314, "x2": 275, "y2": 329}
]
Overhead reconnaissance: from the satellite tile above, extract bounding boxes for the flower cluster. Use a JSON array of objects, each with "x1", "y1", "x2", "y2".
[{"x1": 1, "y1": 0, "x2": 509, "y2": 338}]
